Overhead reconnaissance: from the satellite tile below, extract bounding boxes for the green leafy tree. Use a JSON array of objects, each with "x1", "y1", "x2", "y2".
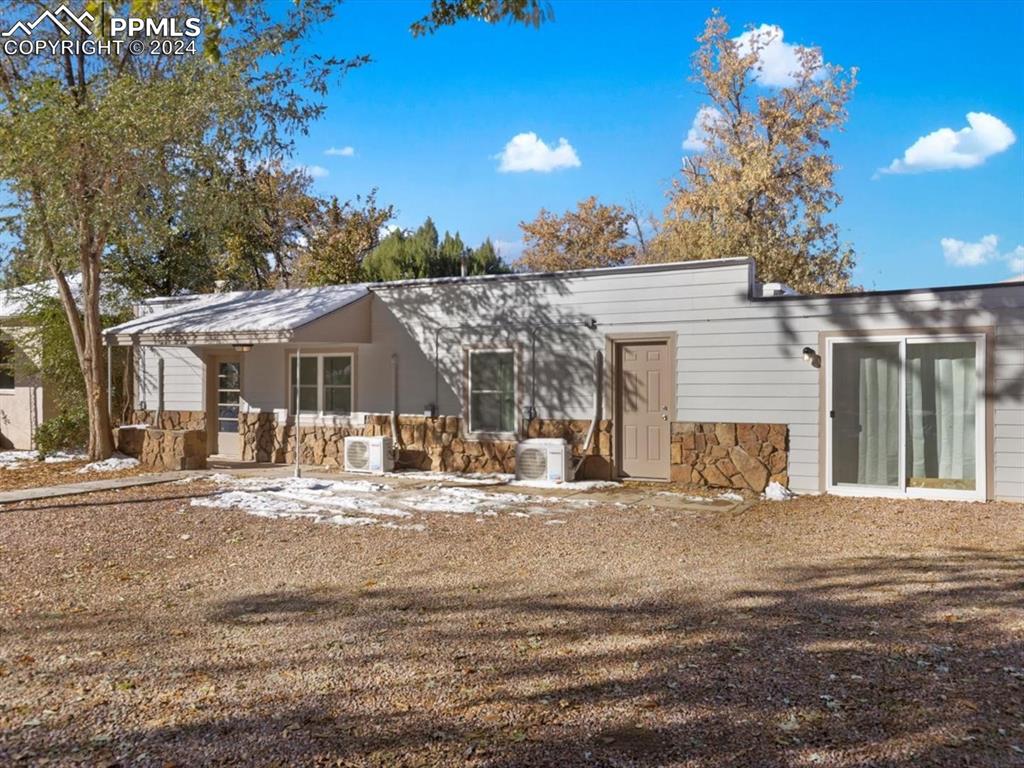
[
  {"x1": 0, "y1": 0, "x2": 547, "y2": 458},
  {"x1": 361, "y1": 218, "x2": 511, "y2": 281},
  {"x1": 0, "y1": 1, "x2": 360, "y2": 458}
]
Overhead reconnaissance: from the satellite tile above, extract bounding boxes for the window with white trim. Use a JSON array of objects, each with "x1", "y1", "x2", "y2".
[
  {"x1": 0, "y1": 339, "x2": 14, "y2": 390},
  {"x1": 468, "y1": 349, "x2": 515, "y2": 434},
  {"x1": 289, "y1": 354, "x2": 353, "y2": 415}
]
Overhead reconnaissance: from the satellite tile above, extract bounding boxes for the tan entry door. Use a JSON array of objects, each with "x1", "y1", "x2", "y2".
[
  {"x1": 617, "y1": 341, "x2": 671, "y2": 479},
  {"x1": 214, "y1": 358, "x2": 242, "y2": 458}
]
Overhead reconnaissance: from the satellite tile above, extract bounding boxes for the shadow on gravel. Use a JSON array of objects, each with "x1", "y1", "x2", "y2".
[{"x1": 3, "y1": 550, "x2": 1022, "y2": 767}]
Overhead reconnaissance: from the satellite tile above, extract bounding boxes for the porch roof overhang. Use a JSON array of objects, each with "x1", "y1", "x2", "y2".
[{"x1": 103, "y1": 285, "x2": 371, "y2": 347}]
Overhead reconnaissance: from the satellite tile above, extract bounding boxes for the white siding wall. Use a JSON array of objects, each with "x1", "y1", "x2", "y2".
[
  {"x1": 136, "y1": 346, "x2": 205, "y2": 412},
  {"x1": 372, "y1": 264, "x2": 1023, "y2": 501}
]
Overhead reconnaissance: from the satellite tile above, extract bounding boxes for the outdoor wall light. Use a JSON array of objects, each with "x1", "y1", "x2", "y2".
[
  {"x1": 802, "y1": 346, "x2": 821, "y2": 368},
  {"x1": 233, "y1": 344, "x2": 253, "y2": 353}
]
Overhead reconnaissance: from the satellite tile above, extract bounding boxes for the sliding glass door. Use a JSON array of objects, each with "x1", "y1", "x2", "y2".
[{"x1": 827, "y1": 335, "x2": 985, "y2": 501}]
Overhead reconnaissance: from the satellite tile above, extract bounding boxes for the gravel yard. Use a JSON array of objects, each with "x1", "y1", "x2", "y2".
[{"x1": 0, "y1": 479, "x2": 1021, "y2": 767}]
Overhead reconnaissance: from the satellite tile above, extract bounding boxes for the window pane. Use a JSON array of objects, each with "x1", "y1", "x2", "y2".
[
  {"x1": 0, "y1": 339, "x2": 14, "y2": 389},
  {"x1": 323, "y1": 356, "x2": 351, "y2": 386},
  {"x1": 832, "y1": 342, "x2": 900, "y2": 487},
  {"x1": 471, "y1": 352, "x2": 499, "y2": 391},
  {"x1": 218, "y1": 419, "x2": 239, "y2": 433},
  {"x1": 907, "y1": 342, "x2": 976, "y2": 490},
  {"x1": 290, "y1": 385, "x2": 318, "y2": 413},
  {"x1": 471, "y1": 393, "x2": 501, "y2": 431},
  {"x1": 470, "y1": 351, "x2": 515, "y2": 432},
  {"x1": 290, "y1": 357, "x2": 317, "y2": 383},
  {"x1": 218, "y1": 362, "x2": 240, "y2": 389},
  {"x1": 218, "y1": 390, "x2": 240, "y2": 405},
  {"x1": 324, "y1": 386, "x2": 351, "y2": 414},
  {"x1": 218, "y1": 405, "x2": 239, "y2": 419}
]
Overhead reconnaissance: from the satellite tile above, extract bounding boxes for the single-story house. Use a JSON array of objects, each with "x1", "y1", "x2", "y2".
[{"x1": 104, "y1": 258, "x2": 1024, "y2": 501}]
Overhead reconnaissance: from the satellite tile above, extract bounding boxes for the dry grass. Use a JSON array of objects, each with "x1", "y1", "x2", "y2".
[
  {"x1": 0, "y1": 460, "x2": 145, "y2": 492},
  {"x1": 0, "y1": 484, "x2": 1021, "y2": 767}
]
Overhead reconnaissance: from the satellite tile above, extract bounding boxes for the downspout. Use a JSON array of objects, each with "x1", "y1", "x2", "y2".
[
  {"x1": 156, "y1": 357, "x2": 164, "y2": 427},
  {"x1": 572, "y1": 349, "x2": 603, "y2": 480},
  {"x1": 390, "y1": 353, "x2": 400, "y2": 457}
]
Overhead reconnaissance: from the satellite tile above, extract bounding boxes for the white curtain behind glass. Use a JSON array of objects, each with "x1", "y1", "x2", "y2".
[
  {"x1": 907, "y1": 344, "x2": 976, "y2": 483},
  {"x1": 857, "y1": 354, "x2": 900, "y2": 485}
]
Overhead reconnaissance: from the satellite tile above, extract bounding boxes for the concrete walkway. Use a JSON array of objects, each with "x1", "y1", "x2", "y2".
[{"x1": 0, "y1": 465, "x2": 295, "y2": 506}]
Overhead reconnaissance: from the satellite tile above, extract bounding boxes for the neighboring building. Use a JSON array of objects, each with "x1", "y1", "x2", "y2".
[
  {"x1": 0, "y1": 284, "x2": 54, "y2": 449},
  {"x1": 104, "y1": 258, "x2": 1024, "y2": 501},
  {"x1": 0, "y1": 274, "x2": 128, "y2": 449}
]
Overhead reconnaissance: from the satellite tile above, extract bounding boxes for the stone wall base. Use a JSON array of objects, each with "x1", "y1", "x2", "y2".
[
  {"x1": 117, "y1": 424, "x2": 207, "y2": 471},
  {"x1": 670, "y1": 422, "x2": 788, "y2": 493},
  {"x1": 239, "y1": 413, "x2": 614, "y2": 479},
  {"x1": 133, "y1": 410, "x2": 207, "y2": 431}
]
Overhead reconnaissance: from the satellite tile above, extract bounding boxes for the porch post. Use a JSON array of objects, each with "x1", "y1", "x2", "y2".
[
  {"x1": 294, "y1": 347, "x2": 302, "y2": 478},
  {"x1": 106, "y1": 345, "x2": 112, "y2": 417}
]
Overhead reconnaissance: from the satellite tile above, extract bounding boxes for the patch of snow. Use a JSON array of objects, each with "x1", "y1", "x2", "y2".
[
  {"x1": 77, "y1": 454, "x2": 140, "y2": 473},
  {"x1": 191, "y1": 470, "x2": 613, "y2": 532},
  {"x1": 544, "y1": 519, "x2": 567, "y2": 525},
  {"x1": 390, "y1": 470, "x2": 512, "y2": 486},
  {"x1": 656, "y1": 490, "x2": 745, "y2": 503},
  {"x1": 43, "y1": 450, "x2": 85, "y2": 464},
  {"x1": 320, "y1": 515, "x2": 378, "y2": 527},
  {"x1": 510, "y1": 478, "x2": 619, "y2": 490},
  {"x1": 764, "y1": 481, "x2": 796, "y2": 501},
  {"x1": 0, "y1": 450, "x2": 38, "y2": 469}
]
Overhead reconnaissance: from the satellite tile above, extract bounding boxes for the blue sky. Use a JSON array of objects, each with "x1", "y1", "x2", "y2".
[{"x1": 292, "y1": 0, "x2": 1024, "y2": 290}]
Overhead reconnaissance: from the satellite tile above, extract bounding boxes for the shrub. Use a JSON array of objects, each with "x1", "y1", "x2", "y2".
[{"x1": 35, "y1": 406, "x2": 89, "y2": 457}]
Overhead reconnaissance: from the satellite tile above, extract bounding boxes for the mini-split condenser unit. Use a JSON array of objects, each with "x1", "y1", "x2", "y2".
[
  {"x1": 515, "y1": 438, "x2": 572, "y2": 483},
  {"x1": 343, "y1": 436, "x2": 394, "y2": 474}
]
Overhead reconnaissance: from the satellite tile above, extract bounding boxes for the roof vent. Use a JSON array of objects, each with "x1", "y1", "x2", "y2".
[{"x1": 758, "y1": 282, "x2": 797, "y2": 297}]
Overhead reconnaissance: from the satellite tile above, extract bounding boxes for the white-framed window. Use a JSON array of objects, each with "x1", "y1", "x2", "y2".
[
  {"x1": 289, "y1": 353, "x2": 353, "y2": 415},
  {"x1": 467, "y1": 348, "x2": 516, "y2": 435},
  {"x1": 0, "y1": 339, "x2": 14, "y2": 390}
]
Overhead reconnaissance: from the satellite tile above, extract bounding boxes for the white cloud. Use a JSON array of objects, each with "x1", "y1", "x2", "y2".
[
  {"x1": 325, "y1": 146, "x2": 356, "y2": 157},
  {"x1": 300, "y1": 164, "x2": 330, "y2": 179},
  {"x1": 733, "y1": 24, "x2": 819, "y2": 88},
  {"x1": 496, "y1": 132, "x2": 581, "y2": 173},
  {"x1": 682, "y1": 106, "x2": 723, "y2": 152},
  {"x1": 941, "y1": 235, "x2": 1024, "y2": 275},
  {"x1": 881, "y1": 113, "x2": 1016, "y2": 175},
  {"x1": 1007, "y1": 246, "x2": 1024, "y2": 277},
  {"x1": 941, "y1": 234, "x2": 999, "y2": 266}
]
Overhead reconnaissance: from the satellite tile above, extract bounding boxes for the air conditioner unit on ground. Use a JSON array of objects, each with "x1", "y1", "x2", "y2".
[
  {"x1": 515, "y1": 438, "x2": 572, "y2": 483},
  {"x1": 343, "y1": 436, "x2": 393, "y2": 474}
]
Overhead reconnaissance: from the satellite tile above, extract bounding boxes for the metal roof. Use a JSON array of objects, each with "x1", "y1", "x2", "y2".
[{"x1": 103, "y1": 284, "x2": 370, "y2": 344}]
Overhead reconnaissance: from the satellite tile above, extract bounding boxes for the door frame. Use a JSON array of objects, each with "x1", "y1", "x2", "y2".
[
  {"x1": 605, "y1": 332, "x2": 676, "y2": 481},
  {"x1": 823, "y1": 331, "x2": 989, "y2": 502},
  {"x1": 206, "y1": 353, "x2": 244, "y2": 458}
]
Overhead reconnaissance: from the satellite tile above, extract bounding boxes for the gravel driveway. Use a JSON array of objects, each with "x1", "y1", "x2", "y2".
[{"x1": 0, "y1": 481, "x2": 1021, "y2": 767}]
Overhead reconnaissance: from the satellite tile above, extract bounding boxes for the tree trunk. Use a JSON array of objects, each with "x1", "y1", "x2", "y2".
[
  {"x1": 79, "y1": 252, "x2": 114, "y2": 461},
  {"x1": 121, "y1": 347, "x2": 135, "y2": 423}
]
